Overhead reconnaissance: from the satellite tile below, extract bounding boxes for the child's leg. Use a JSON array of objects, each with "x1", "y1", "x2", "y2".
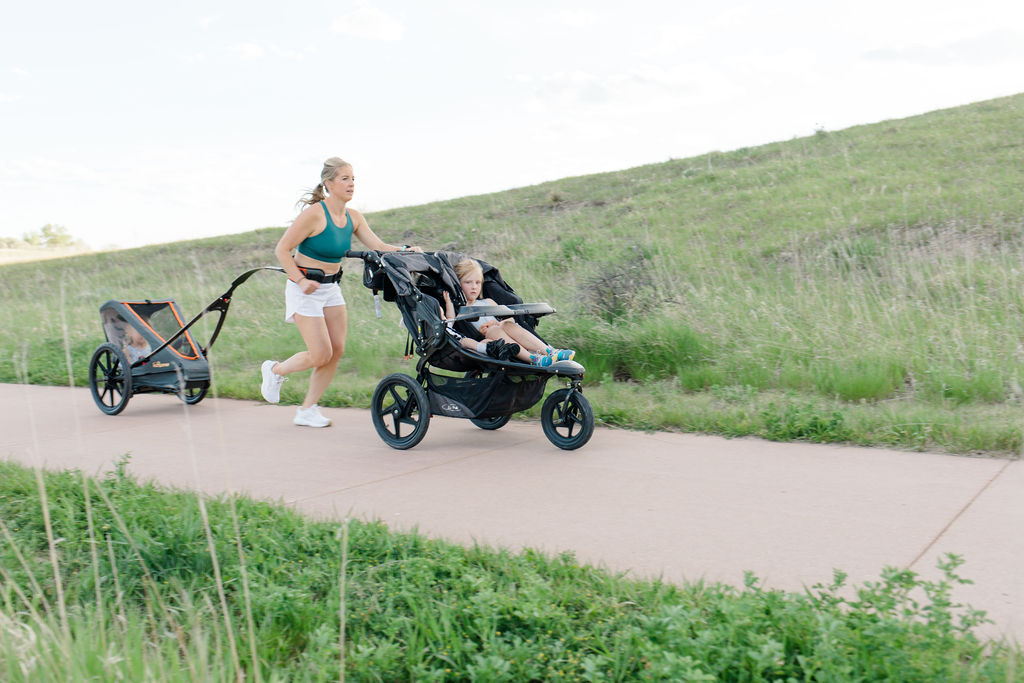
[
  {"x1": 483, "y1": 326, "x2": 534, "y2": 362},
  {"x1": 501, "y1": 320, "x2": 576, "y2": 362},
  {"x1": 495, "y1": 320, "x2": 548, "y2": 353}
]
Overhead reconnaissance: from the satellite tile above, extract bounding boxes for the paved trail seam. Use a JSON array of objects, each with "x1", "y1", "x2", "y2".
[{"x1": 907, "y1": 459, "x2": 1015, "y2": 570}]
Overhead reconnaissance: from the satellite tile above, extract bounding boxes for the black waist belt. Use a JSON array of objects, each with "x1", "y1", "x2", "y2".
[{"x1": 298, "y1": 267, "x2": 343, "y2": 284}]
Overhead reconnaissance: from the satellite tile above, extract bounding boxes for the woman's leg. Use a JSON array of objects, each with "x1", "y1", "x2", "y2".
[
  {"x1": 301, "y1": 305, "x2": 347, "y2": 409},
  {"x1": 273, "y1": 305, "x2": 346, "y2": 408},
  {"x1": 274, "y1": 315, "x2": 330, "y2": 377}
]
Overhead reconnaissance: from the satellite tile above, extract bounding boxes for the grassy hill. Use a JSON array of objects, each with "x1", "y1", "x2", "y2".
[{"x1": 2, "y1": 93, "x2": 1023, "y2": 455}]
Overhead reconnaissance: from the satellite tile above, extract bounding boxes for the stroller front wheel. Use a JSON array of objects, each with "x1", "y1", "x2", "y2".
[
  {"x1": 541, "y1": 388, "x2": 594, "y2": 450},
  {"x1": 371, "y1": 373, "x2": 431, "y2": 449}
]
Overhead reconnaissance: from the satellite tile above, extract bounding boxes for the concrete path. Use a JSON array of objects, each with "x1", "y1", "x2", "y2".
[{"x1": 1, "y1": 383, "x2": 1020, "y2": 643}]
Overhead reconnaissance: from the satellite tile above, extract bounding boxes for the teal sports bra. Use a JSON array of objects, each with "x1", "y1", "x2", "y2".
[{"x1": 296, "y1": 201, "x2": 353, "y2": 264}]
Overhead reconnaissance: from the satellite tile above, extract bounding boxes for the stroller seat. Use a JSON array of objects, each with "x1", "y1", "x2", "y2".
[{"x1": 414, "y1": 251, "x2": 582, "y2": 375}]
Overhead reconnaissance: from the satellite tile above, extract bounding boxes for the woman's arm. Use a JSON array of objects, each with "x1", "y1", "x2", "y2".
[
  {"x1": 274, "y1": 206, "x2": 321, "y2": 293},
  {"x1": 351, "y1": 209, "x2": 422, "y2": 252}
]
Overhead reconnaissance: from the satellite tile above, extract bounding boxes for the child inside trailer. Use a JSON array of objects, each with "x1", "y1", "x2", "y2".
[
  {"x1": 101, "y1": 309, "x2": 151, "y2": 363},
  {"x1": 123, "y1": 325, "x2": 152, "y2": 363},
  {"x1": 442, "y1": 258, "x2": 575, "y2": 367}
]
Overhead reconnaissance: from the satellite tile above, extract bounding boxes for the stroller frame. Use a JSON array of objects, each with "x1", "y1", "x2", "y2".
[{"x1": 349, "y1": 249, "x2": 594, "y2": 450}]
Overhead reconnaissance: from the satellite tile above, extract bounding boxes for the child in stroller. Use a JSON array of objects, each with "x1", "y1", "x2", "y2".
[{"x1": 442, "y1": 259, "x2": 575, "y2": 367}]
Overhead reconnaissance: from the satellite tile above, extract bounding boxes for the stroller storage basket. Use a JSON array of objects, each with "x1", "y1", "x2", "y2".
[{"x1": 426, "y1": 370, "x2": 549, "y2": 419}]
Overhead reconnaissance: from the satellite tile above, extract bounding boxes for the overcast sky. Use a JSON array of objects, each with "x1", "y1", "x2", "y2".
[{"x1": 2, "y1": 1, "x2": 1023, "y2": 249}]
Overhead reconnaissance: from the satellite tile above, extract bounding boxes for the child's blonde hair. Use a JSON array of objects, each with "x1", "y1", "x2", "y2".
[{"x1": 454, "y1": 258, "x2": 483, "y2": 282}]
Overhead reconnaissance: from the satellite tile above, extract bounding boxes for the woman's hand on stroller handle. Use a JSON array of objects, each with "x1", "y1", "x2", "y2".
[{"x1": 345, "y1": 248, "x2": 419, "y2": 264}]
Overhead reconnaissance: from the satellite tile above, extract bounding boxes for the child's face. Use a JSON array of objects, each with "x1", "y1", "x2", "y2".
[{"x1": 460, "y1": 272, "x2": 483, "y2": 302}]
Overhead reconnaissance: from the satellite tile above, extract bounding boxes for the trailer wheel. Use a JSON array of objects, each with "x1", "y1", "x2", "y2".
[
  {"x1": 371, "y1": 373, "x2": 430, "y2": 449},
  {"x1": 179, "y1": 385, "x2": 208, "y2": 405},
  {"x1": 89, "y1": 343, "x2": 133, "y2": 415}
]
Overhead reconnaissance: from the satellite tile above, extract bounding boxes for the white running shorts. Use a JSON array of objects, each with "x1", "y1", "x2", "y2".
[{"x1": 285, "y1": 279, "x2": 346, "y2": 323}]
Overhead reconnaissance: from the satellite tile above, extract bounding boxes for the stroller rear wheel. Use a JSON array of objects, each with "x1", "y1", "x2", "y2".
[
  {"x1": 541, "y1": 388, "x2": 594, "y2": 450},
  {"x1": 471, "y1": 415, "x2": 512, "y2": 430},
  {"x1": 89, "y1": 343, "x2": 133, "y2": 415},
  {"x1": 371, "y1": 373, "x2": 431, "y2": 449}
]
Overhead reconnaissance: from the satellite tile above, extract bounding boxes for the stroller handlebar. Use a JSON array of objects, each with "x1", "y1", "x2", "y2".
[{"x1": 345, "y1": 249, "x2": 381, "y2": 264}]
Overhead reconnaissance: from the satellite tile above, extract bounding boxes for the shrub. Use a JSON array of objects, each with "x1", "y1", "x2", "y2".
[
  {"x1": 761, "y1": 401, "x2": 853, "y2": 442},
  {"x1": 575, "y1": 244, "x2": 659, "y2": 322}
]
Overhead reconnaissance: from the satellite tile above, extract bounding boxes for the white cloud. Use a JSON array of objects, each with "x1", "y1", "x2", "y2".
[
  {"x1": 4, "y1": 1, "x2": 1022, "y2": 250},
  {"x1": 0, "y1": 146, "x2": 304, "y2": 248},
  {"x1": 270, "y1": 45, "x2": 306, "y2": 60},
  {"x1": 223, "y1": 42, "x2": 306, "y2": 62},
  {"x1": 0, "y1": 157, "x2": 104, "y2": 185},
  {"x1": 331, "y1": 1, "x2": 405, "y2": 42},
  {"x1": 230, "y1": 42, "x2": 265, "y2": 60},
  {"x1": 529, "y1": 71, "x2": 613, "y2": 107},
  {"x1": 550, "y1": 9, "x2": 602, "y2": 29},
  {"x1": 521, "y1": 67, "x2": 698, "y2": 115},
  {"x1": 864, "y1": 30, "x2": 1024, "y2": 66}
]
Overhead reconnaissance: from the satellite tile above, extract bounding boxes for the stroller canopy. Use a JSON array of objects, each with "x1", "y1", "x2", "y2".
[{"x1": 100, "y1": 299, "x2": 202, "y2": 363}]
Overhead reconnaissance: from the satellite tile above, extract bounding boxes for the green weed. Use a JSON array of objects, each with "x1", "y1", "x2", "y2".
[
  {"x1": 761, "y1": 401, "x2": 853, "y2": 443},
  {"x1": 1, "y1": 462, "x2": 1020, "y2": 681}
]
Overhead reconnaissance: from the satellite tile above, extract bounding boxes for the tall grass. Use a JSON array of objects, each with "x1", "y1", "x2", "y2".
[
  {"x1": 2, "y1": 94, "x2": 1024, "y2": 454},
  {"x1": 2, "y1": 460, "x2": 1020, "y2": 681}
]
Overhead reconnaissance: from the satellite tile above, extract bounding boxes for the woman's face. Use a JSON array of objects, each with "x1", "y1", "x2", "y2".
[
  {"x1": 325, "y1": 165, "x2": 355, "y2": 200},
  {"x1": 460, "y1": 272, "x2": 483, "y2": 303}
]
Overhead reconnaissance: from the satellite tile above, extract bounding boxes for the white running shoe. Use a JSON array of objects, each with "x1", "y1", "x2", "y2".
[
  {"x1": 260, "y1": 360, "x2": 286, "y2": 403},
  {"x1": 293, "y1": 404, "x2": 331, "y2": 428}
]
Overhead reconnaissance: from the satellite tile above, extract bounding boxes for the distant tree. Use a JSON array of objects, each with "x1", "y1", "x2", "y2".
[{"x1": 21, "y1": 224, "x2": 87, "y2": 249}]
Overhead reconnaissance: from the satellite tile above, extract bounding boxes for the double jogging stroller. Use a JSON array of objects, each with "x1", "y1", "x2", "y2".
[{"x1": 349, "y1": 249, "x2": 595, "y2": 450}]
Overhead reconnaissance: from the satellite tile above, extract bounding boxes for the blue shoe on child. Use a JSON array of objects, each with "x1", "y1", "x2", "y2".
[
  {"x1": 546, "y1": 347, "x2": 575, "y2": 362},
  {"x1": 531, "y1": 353, "x2": 554, "y2": 367}
]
